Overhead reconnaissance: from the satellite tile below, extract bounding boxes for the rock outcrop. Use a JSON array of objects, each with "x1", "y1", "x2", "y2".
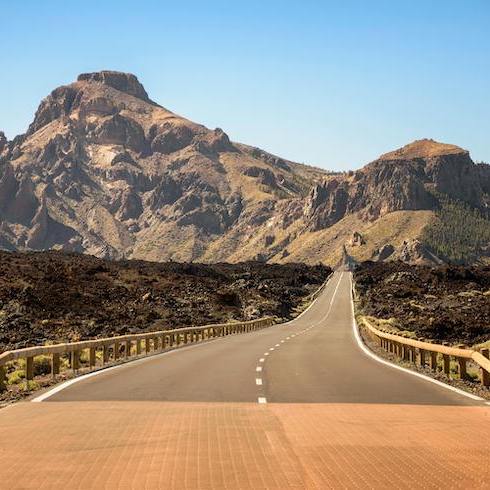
[{"x1": 397, "y1": 239, "x2": 443, "y2": 266}]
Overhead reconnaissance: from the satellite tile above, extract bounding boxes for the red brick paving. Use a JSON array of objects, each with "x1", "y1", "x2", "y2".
[{"x1": 0, "y1": 402, "x2": 488, "y2": 489}]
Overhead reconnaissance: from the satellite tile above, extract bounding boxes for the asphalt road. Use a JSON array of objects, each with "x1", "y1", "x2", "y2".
[{"x1": 47, "y1": 271, "x2": 477, "y2": 405}]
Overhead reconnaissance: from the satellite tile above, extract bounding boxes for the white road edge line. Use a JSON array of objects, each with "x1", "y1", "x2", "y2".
[
  {"x1": 349, "y1": 275, "x2": 485, "y2": 403},
  {"x1": 32, "y1": 338, "x2": 225, "y2": 403},
  {"x1": 258, "y1": 397, "x2": 267, "y2": 404},
  {"x1": 255, "y1": 378, "x2": 263, "y2": 386}
]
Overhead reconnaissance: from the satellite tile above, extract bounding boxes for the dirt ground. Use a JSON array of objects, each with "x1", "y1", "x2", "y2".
[
  {"x1": 0, "y1": 251, "x2": 330, "y2": 351},
  {"x1": 354, "y1": 261, "x2": 490, "y2": 345}
]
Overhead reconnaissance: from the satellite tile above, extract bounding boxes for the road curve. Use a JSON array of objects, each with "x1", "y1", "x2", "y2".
[{"x1": 46, "y1": 271, "x2": 479, "y2": 405}]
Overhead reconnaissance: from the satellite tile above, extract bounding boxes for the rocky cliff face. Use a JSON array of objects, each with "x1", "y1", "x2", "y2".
[
  {"x1": 303, "y1": 140, "x2": 487, "y2": 232},
  {"x1": 0, "y1": 71, "x2": 488, "y2": 265}
]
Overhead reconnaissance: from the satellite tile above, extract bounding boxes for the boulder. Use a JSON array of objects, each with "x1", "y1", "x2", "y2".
[{"x1": 372, "y1": 244, "x2": 395, "y2": 261}]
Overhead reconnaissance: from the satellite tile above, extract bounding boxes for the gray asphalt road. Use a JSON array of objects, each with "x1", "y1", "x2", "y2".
[{"x1": 47, "y1": 272, "x2": 478, "y2": 405}]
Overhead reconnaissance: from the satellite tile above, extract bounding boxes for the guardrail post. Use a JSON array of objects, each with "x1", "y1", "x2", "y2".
[
  {"x1": 481, "y1": 349, "x2": 489, "y2": 387},
  {"x1": 0, "y1": 365, "x2": 6, "y2": 392},
  {"x1": 114, "y1": 341, "x2": 120, "y2": 360},
  {"x1": 52, "y1": 353, "x2": 60, "y2": 377},
  {"x1": 153, "y1": 337, "x2": 159, "y2": 351},
  {"x1": 429, "y1": 350, "x2": 438, "y2": 370},
  {"x1": 456, "y1": 345, "x2": 468, "y2": 380},
  {"x1": 103, "y1": 345, "x2": 109, "y2": 364},
  {"x1": 145, "y1": 338, "x2": 150, "y2": 354},
  {"x1": 442, "y1": 354, "x2": 450, "y2": 376},
  {"x1": 401, "y1": 345, "x2": 407, "y2": 360},
  {"x1": 136, "y1": 339, "x2": 142, "y2": 355},
  {"x1": 419, "y1": 348, "x2": 426, "y2": 367},
  {"x1": 125, "y1": 340, "x2": 131, "y2": 358},
  {"x1": 26, "y1": 356, "x2": 34, "y2": 381},
  {"x1": 71, "y1": 350, "x2": 80, "y2": 372},
  {"x1": 89, "y1": 347, "x2": 96, "y2": 369}
]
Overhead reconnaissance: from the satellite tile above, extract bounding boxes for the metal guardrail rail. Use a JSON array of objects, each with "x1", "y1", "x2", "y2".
[
  {"x1": 0, "y1": 317, "x2": 274, "y2": 392},
  {"x1": 359, "y1": 317, "x2": 490, "y2": 387}
]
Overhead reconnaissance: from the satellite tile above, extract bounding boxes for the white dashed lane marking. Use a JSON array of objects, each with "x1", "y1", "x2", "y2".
[
  {"x1": 259, "y1": 358, "x2": 265, "y2": 363},
  {"x1": 258, "y1": 397, "x2": 267, "y2": 404},
  {"x1": 256, "y1": 378, "x2": 263, "y2": 386},
  {"x1": 256, "y1": 366, "x2": 262, "y2": 372}
]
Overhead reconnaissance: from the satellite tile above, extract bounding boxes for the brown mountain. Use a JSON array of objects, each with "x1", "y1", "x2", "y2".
[{"x1": 0, "y1": 71, "x2": 488, "y2": 265}]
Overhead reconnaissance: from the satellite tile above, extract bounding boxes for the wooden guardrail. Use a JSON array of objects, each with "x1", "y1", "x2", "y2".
[
  {"x1": 359, "y1": 317, "x2": 490, "y2": 387},
  {"x1": 0, "y1": 317, "x2": 274, "y2": 392}
]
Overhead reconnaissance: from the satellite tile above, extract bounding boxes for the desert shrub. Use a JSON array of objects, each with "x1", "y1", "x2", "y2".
[{"x1": 7, "y1": 369, "x2": 25, "y2": 385}]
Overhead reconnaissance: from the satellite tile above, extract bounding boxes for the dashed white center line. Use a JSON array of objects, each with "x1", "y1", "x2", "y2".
[
  {"x1": 286, "y1": 337, "x2": 290, "y2": 340},
  {"x1": 258, "y1": 397, "x2": 267, "y2": 404},
  {"x1": 256, "y1": 366, "x2": 262, "y2": 372},
  {"x1": 259, "y1": 358, "x2": 265, "y2": 363},
  {"x1": 256, "y1": 378, "x2": 263, "y2": 386},
  {"x1": 269, "y1": 347, "x2": 274, "y2": 351},
  {"x1": 280, "y1": 340, "x2": 285, "y2": 343},
  {"x1": 275, "y1": 344, "x2": 280, "y2": 347}
]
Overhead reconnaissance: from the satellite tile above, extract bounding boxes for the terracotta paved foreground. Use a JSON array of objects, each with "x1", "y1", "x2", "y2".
[{"x1": 0, "y1": 401, "x2": 488, "y2": 489}]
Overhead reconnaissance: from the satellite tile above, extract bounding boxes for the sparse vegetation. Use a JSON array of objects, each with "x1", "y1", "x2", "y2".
[{"x1": 422, "y1": 194, "x2": 490, "y2": 264}]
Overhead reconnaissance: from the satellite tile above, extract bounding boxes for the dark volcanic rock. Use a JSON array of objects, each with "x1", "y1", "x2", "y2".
[
  {"x1": 0, "y1": 251, "x2": 331, "y2": 350},
  {"x1": 354, "y1": 261, "x2": 490, "y2": 345}
]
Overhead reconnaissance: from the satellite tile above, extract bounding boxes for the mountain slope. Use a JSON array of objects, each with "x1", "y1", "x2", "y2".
[{"x1": 0, "y1": 71, "x2": 488, "y2": 265}]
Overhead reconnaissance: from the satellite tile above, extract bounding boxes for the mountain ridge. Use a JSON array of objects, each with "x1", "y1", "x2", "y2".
[{"x1": 0, "y1": 71, "x2": 488, "y2": 265}]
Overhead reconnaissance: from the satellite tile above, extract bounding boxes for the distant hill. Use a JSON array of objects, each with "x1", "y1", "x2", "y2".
[{"x1": 0, "y1": 71, "x2": 488, "y2": 265}]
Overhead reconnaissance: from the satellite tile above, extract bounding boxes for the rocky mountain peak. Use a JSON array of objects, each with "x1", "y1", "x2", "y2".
[
  {"x1": 77, "y1": 70, "x2": 150, "y2": 102},
  {"x1": 378, "y1": 139, "x2": 467, "y2": 161}
]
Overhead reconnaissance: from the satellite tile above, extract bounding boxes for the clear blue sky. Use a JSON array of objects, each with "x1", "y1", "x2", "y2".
[{"x1": 1, "y1": 0, "x2": 489, "y2": 170}]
